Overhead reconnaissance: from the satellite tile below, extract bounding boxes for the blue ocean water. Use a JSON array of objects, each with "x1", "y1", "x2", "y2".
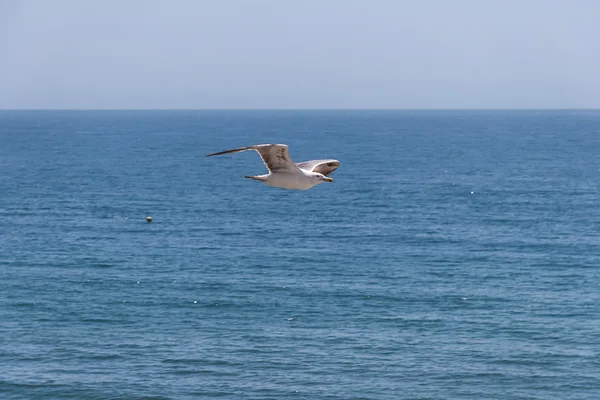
[{"x1": 1, "y1": 110, "x2": 599, "y2": 399}]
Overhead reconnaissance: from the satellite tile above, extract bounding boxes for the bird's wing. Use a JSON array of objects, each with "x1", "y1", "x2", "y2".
[
  {"x1": 206, "y1": 144, "x2": 300, "y2": 173},
  {"x1": 295, "y1": 159, "x2": 340, "y2": 176}
]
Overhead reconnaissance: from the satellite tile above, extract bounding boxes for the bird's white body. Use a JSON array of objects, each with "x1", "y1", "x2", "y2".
[
  {"x1": 206, "y1": 144, "x2": 340, "y2": 190},
  {"x1": 259, "y1": 169, "x2": 324, "y2": 190}
]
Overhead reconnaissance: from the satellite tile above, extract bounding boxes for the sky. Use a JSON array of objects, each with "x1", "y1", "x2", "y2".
[{"x1": 1, "y1": 0, "x2": 599, "y2": 109}]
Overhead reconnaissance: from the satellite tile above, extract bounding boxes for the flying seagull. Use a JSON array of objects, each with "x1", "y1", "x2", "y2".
[{"x1": 206, "y1": 144, "x2": 340, "y2": 190}]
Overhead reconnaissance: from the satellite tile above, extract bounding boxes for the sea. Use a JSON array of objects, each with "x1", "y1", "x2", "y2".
[{"x1": 1, "y1": 110, "x2": 599, "y2": 400}]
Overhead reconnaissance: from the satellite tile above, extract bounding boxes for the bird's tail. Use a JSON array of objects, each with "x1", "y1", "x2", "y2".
[{"x1": 244, "y1": 175, "x2": 267, "y2": 181}]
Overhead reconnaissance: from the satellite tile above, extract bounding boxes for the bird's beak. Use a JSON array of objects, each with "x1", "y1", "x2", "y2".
[{"x1": 324, "y1": 177, "x2": 334, "y2": 183}]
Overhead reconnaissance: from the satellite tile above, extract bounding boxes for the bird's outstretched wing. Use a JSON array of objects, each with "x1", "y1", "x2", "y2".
[
  {"x1": 206, "y1": 144, "x2": 300, "y2": 173},
  {"x1": 295, "y1": 159, "x2": 340, "y2": 177}
]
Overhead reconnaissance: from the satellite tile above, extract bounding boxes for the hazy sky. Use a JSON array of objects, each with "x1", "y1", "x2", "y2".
[{"x1": 1, "y1": 0, "x2": 599, "y2": 109}]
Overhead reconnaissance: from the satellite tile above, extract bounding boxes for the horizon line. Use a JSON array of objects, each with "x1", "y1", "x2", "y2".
[{"x1": 1, "y1": 108, "x2": 599, "y2": 112}]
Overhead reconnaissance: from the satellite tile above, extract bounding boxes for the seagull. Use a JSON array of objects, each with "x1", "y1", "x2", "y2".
[{"x1": 206, "y1": 144, "x2": 340, "y2": 190}]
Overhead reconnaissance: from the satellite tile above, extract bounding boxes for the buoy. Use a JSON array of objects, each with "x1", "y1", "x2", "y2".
[{"x1": 146, "y1": 216, "x2": 152, "y2": 223}]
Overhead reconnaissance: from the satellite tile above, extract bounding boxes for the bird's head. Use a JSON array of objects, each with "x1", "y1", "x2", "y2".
[{"x1": 313, "y1": 173, "x2": 334, "y2": 183}]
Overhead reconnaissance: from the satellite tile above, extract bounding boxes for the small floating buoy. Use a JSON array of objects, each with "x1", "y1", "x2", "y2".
[{"x1": 146, "y1": 216, "x2": 152, "y2": 223}]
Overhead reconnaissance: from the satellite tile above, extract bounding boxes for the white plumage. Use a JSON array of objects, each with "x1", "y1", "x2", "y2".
[{"x1": 206, "y1": 144, "x2": 340, "y2": 190}]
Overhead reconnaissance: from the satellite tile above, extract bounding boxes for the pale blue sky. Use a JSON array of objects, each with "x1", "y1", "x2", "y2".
[{"x1": 1, "y1": 0, "x2": 599, "y2": 109}]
